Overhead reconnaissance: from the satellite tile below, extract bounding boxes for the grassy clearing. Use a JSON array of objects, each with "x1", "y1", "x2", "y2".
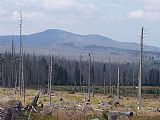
[{"x1": 0, "y1": 86, "x2": 160, "y2": 120}]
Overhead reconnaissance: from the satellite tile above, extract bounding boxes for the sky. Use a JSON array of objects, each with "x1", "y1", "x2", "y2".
[{"x1": 0, "y1": 0, "x2": 160, "y2": 47}]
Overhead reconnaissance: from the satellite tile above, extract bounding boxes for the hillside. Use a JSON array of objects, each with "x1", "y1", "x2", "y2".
[
  {"x1": 0, "y1": 29, "x2": 160, "y2": 51},
  {"x1": 0, "y1": 29, "x2": 160, "y2": 62}
]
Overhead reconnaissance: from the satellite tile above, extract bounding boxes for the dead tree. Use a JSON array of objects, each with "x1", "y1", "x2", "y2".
[
  {"x1": 0, "y1": 54, "x2": 3, "y2": 86},
  {"x1": 88, "y1": 53, "x2": 91, "y2": 101},
  {"x1": 11, "y1": 37, "x2": 15, "y2": 87},
  {"x1": 24, "y1": 93, "x2": 39, "y2": 120},
  {"x1": 18, "y1": 11, "x2": 22, "y2": 96},
  {"x1": 103, "y1": 64, "x2": 106, "y2": 95},
  {"x1": 31, "y1": 93, "x2": 40, "y2": 107},
  {"x1": 132, "y1": 72, "x2": 135, "y2": 88},
  {"x1": 138, "y1": 27, "x2": 144, "y2": 110},
  {"x1": 79, "y1": 55, "x2": 82, "y2": 92},
  {"x1": 48, "y1": 55, "x2": 53, "y2": 106},
  {"x1": 18, "y1": 12, "x2": 25, "y2": 105},
  {"x1": 109, "y1": 59, "x2": 112, "y2": 95},
  {"x1": 91, "y1": 58, "x2": 95, "y2": 97},
  {"x1": 117, "y1": 67, "x2": 120, "y2": 100}
]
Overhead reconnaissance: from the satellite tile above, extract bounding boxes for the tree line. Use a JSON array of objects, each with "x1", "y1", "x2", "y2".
[{"x1": 0, "y1": 51, "x2": 160, "y2": 88}]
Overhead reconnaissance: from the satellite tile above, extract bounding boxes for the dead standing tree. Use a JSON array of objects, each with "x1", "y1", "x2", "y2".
[
  {"x1": 88, "y1": 53, "x2": 91, "y2": 102},
  {"x1": 91, "y1": 58, "x2": 95, "y2": 97},
  {"x1": 103, "y1": 63, "x2": 107, "y2": 95},
  {"x1": 109, "y1": 59, "x2": 112, "y2": 96},
  {"x1": 0, "y1": 54, "x2": 3, "y2": 86},
  {"x1": 48, "y1": 55, "x2": 53, "y2": 106},
  {"x1": 79, "y1": 55, "x2": 82, "y2": 92},
  {"x1": 11, "y1": 37, "x2": 15, "y2": 87},
  {"x1": 117, "y1": 67, "x2": 120, "y2": 101},
  {"x1": 18, "y1": 11, "x2": 25, "y2": 105},
  {"x1": 18, "y1": 11, "x2": 22, "y2": 96},
  {"x1": 137, "y1": 27, "x2": 144, "y2": 110}
]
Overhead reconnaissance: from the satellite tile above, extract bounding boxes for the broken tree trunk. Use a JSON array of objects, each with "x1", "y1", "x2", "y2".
[{"x1": 31, "y1": 92, "x2": 40, "y2": 107}]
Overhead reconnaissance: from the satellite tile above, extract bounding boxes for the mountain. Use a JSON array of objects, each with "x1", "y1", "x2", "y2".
[
  {"x1": 0, "y1": 29, "x2": 160, "y2": 52},
  {"x1": 0, "y1": 29, "x2": 160, "y2": 62}
]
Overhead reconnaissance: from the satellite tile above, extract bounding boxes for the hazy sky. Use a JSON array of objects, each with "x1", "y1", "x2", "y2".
[{"x1": 0, "y1": 0, "x2": 160, "y2": 47}]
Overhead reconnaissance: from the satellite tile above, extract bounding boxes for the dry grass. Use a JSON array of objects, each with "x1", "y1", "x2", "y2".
[{"x1": 0, "y1": 87, "x2": 160, "y2": 120}]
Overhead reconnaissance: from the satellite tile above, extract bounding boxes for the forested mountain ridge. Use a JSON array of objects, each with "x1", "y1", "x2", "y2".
[
  {"x1": 0, "y1": 29, "x2": 160, "y2": 52},
  {"x1": 1, "y1": 29, "x2": 160, "y2": 63}
]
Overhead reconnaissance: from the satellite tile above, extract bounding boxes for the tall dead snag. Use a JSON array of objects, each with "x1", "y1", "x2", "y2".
[
  {"x1": 89, "y1": 57, "x2": 94, "y2": 97},
  {"x1": 91, "y1": 59, "x2": 95, "y2": 97},
  {"x1": 109, "y1": 59, "x2": 112, "y2": 95},
  {"x1": 0, "y1": 54, "x2": 3, "y2": 85},
  {"x1": 82, "y1": 59, "x2": 86, "y2": 101},
  {"x1": 117, "y1": 67, "x2": 120, "y2": 101},
  {"x1": 138, "y1": 27, "x2": 144, "y2": 110},
  {"x1": 48, "y1": 55, "x2": 53, "y2": 106},
  {"x1": 132, "y1": 72, "x2": 135, "y2": 88},
  {"x1": 79, "y1": 55, "x2": 82, "y2": 92},
  {"x1": 18, "y1": 11, "x2": 25, "y2": 104},
  {"x1": 18, "y1": 11, "x2": 22, "y2": 96},
  {"x1": 11, "y1": 37, "x2": 15, "y2": 87},
  {"x1": 103, "y1": 64, "x2": 106, "y2": 95},
  {"x1": 88, "y1": 53, "x2": 91, "y2": 101},
  {"x1": 22, "y1": 54, "x2": 25, "y2": 105}
]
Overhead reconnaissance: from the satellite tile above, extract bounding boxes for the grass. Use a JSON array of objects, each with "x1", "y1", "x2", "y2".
[{"x1": 0, "y1": 86, "x2": 160, "y2": 120}]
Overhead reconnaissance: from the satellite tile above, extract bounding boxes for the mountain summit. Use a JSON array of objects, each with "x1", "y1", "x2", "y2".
[{"x1": 0, "y1": 29, "x2": 160, "y2": 52}]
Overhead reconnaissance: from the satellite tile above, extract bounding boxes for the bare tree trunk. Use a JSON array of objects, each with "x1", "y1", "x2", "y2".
[
  {"x1": 22, "y1": 52, "x2": 25, "y2": 105},
  {"x1": 117, "y1": 67, "x2": 120, "y2": 101},
  {"x1": 0, "y1": 54, "x2": 3, "y2": 86},
  {"x1": 92, "y1": 83, "x2": 94, "y2": 97},
  {"x1": 19, "y1": 11, "x2": 23, "y2": 96},
  {"x1": 138, "y1": 27, "x2": 144, "y2": 110},
  {"x1": 48, "y1": 55, "x2": 53, "y2": 106},
  {"x1": 103, "y1": 75, "x2": 106, "y2": 95},
  {"x1": 79, "y1": 55, "x2": 82, "y2": 92},
  {"x1": 11, "y1": 37, "x2": 15, "y2": 87},
  {"x1": 88, "y1": 53, "x2": 91, "y2": 101},
  {"x1": 109, "y1": 59, "x2": 112, "y2": 95}
]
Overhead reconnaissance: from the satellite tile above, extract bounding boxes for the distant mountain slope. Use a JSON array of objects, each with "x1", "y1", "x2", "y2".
[{"x1": 0, "y1": 29, "x2": 160, "y2": 52}]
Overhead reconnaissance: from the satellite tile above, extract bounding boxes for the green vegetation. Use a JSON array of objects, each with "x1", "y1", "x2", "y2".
[{"x1": 53, "y1": 86, "x2": 160, "y2": 98}]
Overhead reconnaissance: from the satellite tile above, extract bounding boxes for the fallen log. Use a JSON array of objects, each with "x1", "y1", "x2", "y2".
[{"x1": 108, "y1": 111, "x2": 133, "y2": 120}]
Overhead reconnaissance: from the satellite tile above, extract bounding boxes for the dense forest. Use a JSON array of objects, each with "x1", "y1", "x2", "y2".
[{"x1": 0, "y1": 51, "x2": 160, "y2": 88}]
